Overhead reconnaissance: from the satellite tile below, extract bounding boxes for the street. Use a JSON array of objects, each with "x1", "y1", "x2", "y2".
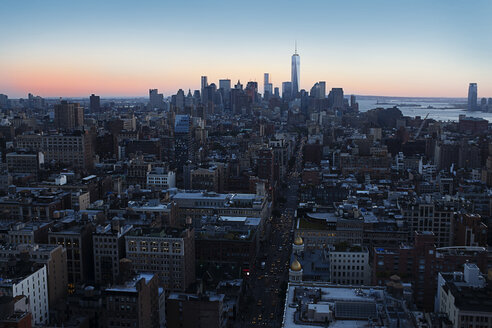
[{"x1": 235, "y1": 136, "x2": 304, "y2": 327}]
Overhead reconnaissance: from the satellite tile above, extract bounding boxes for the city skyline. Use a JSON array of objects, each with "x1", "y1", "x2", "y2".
[{"x1": 1, "y1": 0, "x2": 491, "y2": 98}]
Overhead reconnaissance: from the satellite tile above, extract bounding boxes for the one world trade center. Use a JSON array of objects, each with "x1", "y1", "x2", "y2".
[{"x1": 291, "y1": 43, "x2": 300, "y2": 98}]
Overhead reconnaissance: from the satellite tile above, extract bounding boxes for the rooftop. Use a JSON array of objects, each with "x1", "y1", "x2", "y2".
[
  {"x1": 104, "y1": 273, "x2": 155, "y2": 293},
  {"x1": 282, "y1": 282, "x2": 413, "y2": 328}
]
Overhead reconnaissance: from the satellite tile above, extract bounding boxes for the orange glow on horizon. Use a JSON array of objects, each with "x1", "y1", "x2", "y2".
[{"x1": 1, "y1": 59, "x2": 487, "y2": 99}]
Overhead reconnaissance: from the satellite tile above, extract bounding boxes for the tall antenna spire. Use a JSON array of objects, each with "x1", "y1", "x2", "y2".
[{"x1": 295, "y1": 40, "x2": 297, "y2": 54}]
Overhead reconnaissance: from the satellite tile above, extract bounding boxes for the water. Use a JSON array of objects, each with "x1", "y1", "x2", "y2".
[{"x1": 355, "y1": 97, "x2": 492, "y2": 122}]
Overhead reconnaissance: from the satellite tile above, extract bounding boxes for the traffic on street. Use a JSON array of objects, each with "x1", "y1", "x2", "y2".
[{"x1": 235, "y1": 136, "x2": 304, "y2": 327}]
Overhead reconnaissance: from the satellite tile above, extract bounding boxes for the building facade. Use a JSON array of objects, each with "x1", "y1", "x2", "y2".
[{"x1": 125, "y1": 227, "x2": 195, "y2": 291}]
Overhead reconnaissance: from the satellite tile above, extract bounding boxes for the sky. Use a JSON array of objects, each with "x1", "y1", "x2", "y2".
[{"x1": 1, "y1": 0, "x2": 491, "y2": 98}]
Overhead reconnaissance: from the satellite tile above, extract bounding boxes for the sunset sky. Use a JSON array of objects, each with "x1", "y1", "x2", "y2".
[{"x1": 1, "y1": 0, "x2": 491, "y2": 98}]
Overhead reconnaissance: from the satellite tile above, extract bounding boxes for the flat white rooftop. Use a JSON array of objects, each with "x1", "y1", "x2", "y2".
[{"x1": 282, "y1": 282, "x2": 385, "y2": 328}]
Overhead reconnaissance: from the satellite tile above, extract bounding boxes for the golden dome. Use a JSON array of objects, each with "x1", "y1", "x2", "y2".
[
  {"x1": 294, "y1": 236, "x2": 303, "y2": 245},
  {"x1": 290, "y1": 259, "x2": 302, "y2": 271}
]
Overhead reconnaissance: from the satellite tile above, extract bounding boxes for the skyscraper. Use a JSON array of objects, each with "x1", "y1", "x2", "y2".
[
  {"x1": 468, "y1": 83, "x2": 477, "y2": 111},
  {"x1": 310, "y1": 81, "x2": 326, "y2": 99},
  {"x1": 219, "y1": 79, "x2": 231, "y2": 109},
  {"x1": 291, "y1": 43, "x2": 300, "y2": 98},
  {"x1": 264, "y1": 73, "x2": 273, "y2": 97},
  {"x1": 149, "y1": 89, "x2": 164, "y2": 109},
  {"x1": 201, "y1": 76, "x2": 208, "y2": 103},
  {"x1": 89, "y1": 94, "x2": 100, "y2": 113},
  {"x1": 282, "y1": 82, "x2": 292, "y2": 101},
  {"x1": 176, "y1": 89, "x2": 185, "y2": 112},
  {"x1": 219, "y1": 79, "x2": 231, "y2": 92},
  {"x1": 328, "y1": 88, "x2": 344, "y2": 109},
  {"x1": 246, "y1": 81, "x2": 259, "y2": 104},
  {"x1": 318, "y1": 81, "x2": 326, "y2": 99}
]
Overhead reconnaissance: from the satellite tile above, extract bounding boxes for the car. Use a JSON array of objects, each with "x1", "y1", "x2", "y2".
[{"x1": 257, "y1": 300, "x2": 262, "y2": 306}]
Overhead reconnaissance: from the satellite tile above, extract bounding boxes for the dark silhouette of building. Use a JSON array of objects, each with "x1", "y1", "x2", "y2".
[
  {"x1": 89, "y1": 94, "x2": 100, "y2": 113},
  {"x1": 166, "y1": 293, "x2": 224, "y2": 328},
  {"x1": 102, "y1": 273, "x2": 160, "y2": 328},
  {"x1": 54, "y1": 101, "x2": 84, "y2": 130}
]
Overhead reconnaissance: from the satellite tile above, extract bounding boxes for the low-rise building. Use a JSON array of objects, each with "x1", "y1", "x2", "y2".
[
  {"x1": 146, "y1": 167, "x2": 176, "y2": 189},
  {"x1": 166, "y1": 292, "x2": 226, "y2": 328},
  {"x1": 6, "y1": 151, "x2": 44, "y2": 176},
  {"x1": 125, "y1": 226, "x2": 195, "y2": 291},
  {"x1": 0, "y1": 244, "x2": 67, "y2": 309},
  {"x1": 436, "y1": 263, "x2": 492, "y2": 328},
  {"x1": 48, "y1": 220, "x2": 95, "y2": 285},
  {"x1": 0, "y1": 263, "x2": 49, "y2": 325},
  {"x1": 329, "y1": 244, "x2": 371, "y2": 286},
  {"x1": 282, "y1": 282, "x2": 416, "y2": 328},
  {"x1": 172, "y1": 191, "x2": 271, "y2": 228},
  {"x1": 373, "y1": 231, "x2": 492, "y2": 310},
  {"x1": 102, "y1": 273, "x2": 160, "y2": 328},
  {"x1": 93, "y1": 221, "x2": 132, "y2": 285},
  {"x1": 195, "y1": 216, "x2": 261, "y2": 280}
]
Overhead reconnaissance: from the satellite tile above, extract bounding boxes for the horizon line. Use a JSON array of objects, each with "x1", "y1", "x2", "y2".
[{"x1": 4, "y1": 93, "x2": 470, "y2": 100}]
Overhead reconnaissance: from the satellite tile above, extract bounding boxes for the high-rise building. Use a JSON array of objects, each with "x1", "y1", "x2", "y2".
[
  {"x1": 201, "y1": 76, "x2": 208, "y2": 90},
  {"x1": 175, "y1": 89, "x2": 185, "y2": 112},
  {"x1": 468, "y1": 83, "x2": 478, "y2": 111},
  {"x1": 328, "y1": 88, "x2": 344, "y2": 109},
  {"x1": 282, "y1": 81, "x2": 292, "y2": 101},
  {"x1": 480, "y1": 97, "x2": 487, "y2": 111},
  {"x1": 28, "y1": 93, "x2": 46, "y2": 109},
  {"x1": 219, "y1": 79, "x2": 231, "y2": 92},
  {"x1": 89, "y1": 94, "x2": 100, "y2": 113},
  {"x1": 350, "y1": 94, "x2": 359, "y2": 111},
  {"x1": 263, "y1": 73, "x2": 273, "y2": 97},
  {"x1": 174, "y1": 114, "x2": 192, "y2": 175},
  {"x1": 318, "y1": 81, "x2": 325, "y2": 99},
  {"x1": 264, "y1": 73, "x2": 269, "y2": 93},
  {"x1": 310, "y1": 81, "x2": 326, "y2": 99},
  {"x1": 235, "y1": 80, "x2": 243, "y2": 90},
  {"x1": 201, "y1": 76, "x2": 208, "y2": 103},
  {"x1": 54, "y1": 101, "x2": 84, "y2": 130},
  {"x1": 274, "y1": 87, "x2": 280, "y2": 98},
  {"x1": 245, "y1": 81, "x2": 258, "y2": 104},
  {"x1": 149, "y1": 89, "x2": 164, "y2": 109},
  {"x1": 0, "y1": 94, "x2": 9, "y2": 109},
  {"x1": 291, "y1": 44, "x2": 300, "y2": 98},
  {"x1": 219, "y1": 79, "x2": 231, "y2": 109}
]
